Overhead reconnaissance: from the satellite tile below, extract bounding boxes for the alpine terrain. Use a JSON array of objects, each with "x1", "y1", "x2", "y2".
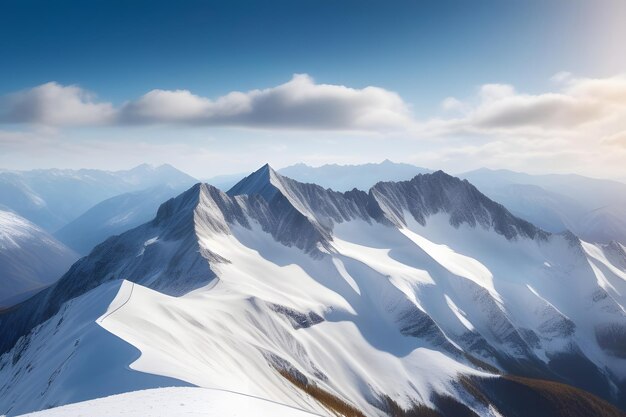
[{"x1": 1, "y1": 165, "x2": 625, "y2": 417}]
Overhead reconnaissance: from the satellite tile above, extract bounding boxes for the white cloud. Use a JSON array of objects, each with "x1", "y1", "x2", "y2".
[
  {"x1": 0, "y1": 82, "x2": 116, "y2": 126},
  {"x1": 441, "y1": 97, "x2": 464, "y2": 112},
  {"x1": 409, "y1": 74, "x2": 626, "y2": 177},
  {"x1": 120, "y1": 89, "x2": 252, "y2": 124},
  {"x1": 565, "y1": 74, "x2": 626, "y2": 103},
  {"x1": 2, "y1": 73, "x2": 626, "y2": 178},
  {"x1": 123, "y1": 73, "x2": 413, "y2": 130},
  {"x1": 431, "y1": 74, "x2": 626, "y2": 134},
  {"x1": 603, "y1": 130, "x2": 626, "y2": 147},
  {"x1": 473, "y1": 92, "x2": 604, "y2": 129},
  {"x1": 479, "y1": 83, "x2": 516, "y2": 102},
  {"x1": 0, "y1": 75, "x2": 414, "y2": 131},
  {"x1": 3, "y1": 74, "x2": 624, "y2": 135}
]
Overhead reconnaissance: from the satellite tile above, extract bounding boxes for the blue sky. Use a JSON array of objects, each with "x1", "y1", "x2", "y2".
[{"x1": 1, "y1": 0, "x2": 625, "y2": 178}]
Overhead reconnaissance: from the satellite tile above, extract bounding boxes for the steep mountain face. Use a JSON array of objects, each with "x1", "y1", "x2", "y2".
[
  {"x1": 54, "y1": 184, "x2": 196, "y2": 255},
  {"x1": 0, "y1": 210, "x2": 78, "y2": 308},
  {"x1": 1, "y1": 166, "x2": 625, "y2": 417},
  {"x1": 0, "y1": 164, "x2": 196, "y2": 232},
  {"x1": 277, "y1": 160, "x2": 431, "y2": 192},
  {"x1": 460, "y1": 168, "x2": 626, "y2": 244}
]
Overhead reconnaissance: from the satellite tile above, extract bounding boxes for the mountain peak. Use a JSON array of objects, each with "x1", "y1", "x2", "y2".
[
  {"x1": 369, "y1": 170, "x2": 548, "y2": 240},
  {"x1": 153, "y1": 183, "x2": 203, "y2": 226},
  {"x1": 226, "y1": 163, "x2": 281, "y2": 201}
]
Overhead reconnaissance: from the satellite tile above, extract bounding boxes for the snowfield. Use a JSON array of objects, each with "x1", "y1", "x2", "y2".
[{"x1": 15, "y1": 387, "x2": 321, "y2": 417}]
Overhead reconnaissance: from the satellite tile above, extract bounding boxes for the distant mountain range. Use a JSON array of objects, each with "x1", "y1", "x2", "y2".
[
  {"x1": 2, "y1": 165, "x2": 625, "y2": 417},
  {"x1": 225, "y1": 160, "x2": 626, "y2": 245},
  {"x1": 277, "y1": 159, "x2": 432, "y2": 191},
  {"x1": 4, "y1": 160, "x2": 625, "y2": 310},
  {"x1": 204, "y1": 160, "x2": 431, "y2": 192},
  {"x1": 0, "y1": 210, "x2": 78, "y2": 308},
  {"x1": 459, "y1": 168, "x2": 626, "y2": 244},
  {"x1": 202, "y1": 173, "x2": 247, "y2": 191},
  {"x1": 54, "y1": 184, "x2": 196, "y2": 255},
  {"x1": 0, "y1": 164, "x2": 197, "y2": 307},
  {"x1": 0, "y1": 164, "x2": 197, "y2": 232}
]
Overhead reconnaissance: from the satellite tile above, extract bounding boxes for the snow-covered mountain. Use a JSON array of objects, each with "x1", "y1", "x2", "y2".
[
  {"x1": 0, "y1": 210, "x2": 78, "y2": 308},
  {"x1": 277, "y1": 160, "x2": 431, "y2": 192},
  {"x1": 0, "y1": 164, "x2": 197, "y2": 232},
  {"x1": 460, "y1": 168, "x2": 626, "y2": 244},
  {"x1": 1, "y1": 166, "x2": 625, "y2": 417},
  {"x1": 54, "y1": 184, "x2": 197, "y2": 255}
]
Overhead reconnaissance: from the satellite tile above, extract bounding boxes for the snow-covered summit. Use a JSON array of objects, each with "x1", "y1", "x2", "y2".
[
  {"x1": 229, "y1": 165, "x2": 549, "y2": 243},
  {"x1": 228, "y1": 163, "x2": 280, "y2": 201},
  {"x1": 369, "y1": 170, "x2": 548, "y2": 240}
]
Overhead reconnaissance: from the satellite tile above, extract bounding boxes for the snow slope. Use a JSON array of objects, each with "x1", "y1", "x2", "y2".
[
  {"x1": 1, "y1": 165, "x2": 625, "y2": 416},
  {"x1": 0, "y1": 210, "x2": 78, "y2": 308},
  {"x1": 0, "y1": 280, "x2": 186, "y2": 416},
  {"x1": 15, "y1": 387, "x2": 322, "y2": 417}
]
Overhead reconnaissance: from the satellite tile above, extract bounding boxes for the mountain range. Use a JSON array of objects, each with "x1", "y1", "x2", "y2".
[
  {"x1": 277, "y1": 160, "x2": 432, "y2": 191},
  {"x1": 460, "y1": 168, "x2": 626, "y2": 245},
  {"x1": 206, "y1": 161, "x2": 626, "y2": 247},
  {"x1": 0, "y1": 210, "x2": 78, "y2": 309},
  {"x1": 1, "y1": 165, "x2": 625, "y2": 417},
  {"x1": 54, "y1": 184, "x2": 196, "y2": 255},
  {"x1": 0, "y1": 164, "x2": 197, "y2": 232},
  {"x1": 239, "y1": 161, "x2": 626, "y2": 246},
  {"x1": 204, "y1": 160, "x2": 431, "y2": 192}
]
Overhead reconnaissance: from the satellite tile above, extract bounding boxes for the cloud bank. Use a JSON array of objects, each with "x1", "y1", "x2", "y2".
[
  {"x1": 2, "y1": 73, "x2": 626, "y2": 178},
  {"x1": 436, "y1": 74, "x2": 626, "y2": 135},
  {"x1": 0, "y1": 82, "x2": 116, "y2": 126},
  {"x1": 2, "y1": 73, "x2": 624, "y2": 140},
  {"x1": 0, "y1": 74, "x2": 413, "y2": 131}
]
